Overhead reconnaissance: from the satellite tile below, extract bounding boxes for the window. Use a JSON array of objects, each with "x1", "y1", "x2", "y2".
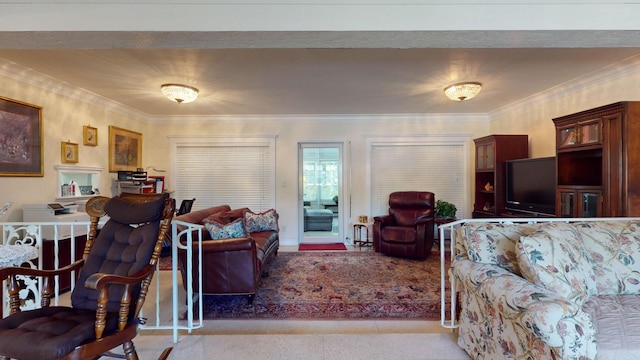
[
  {"x1": 171, "y1": 137, "x2": 276, "y2": 211},
  {"x1": 303, "y1": 147, "x2": 339, "y2": 207},
  {"x1": 368, "y1": 136, "x2": 469, "y2": 218}
]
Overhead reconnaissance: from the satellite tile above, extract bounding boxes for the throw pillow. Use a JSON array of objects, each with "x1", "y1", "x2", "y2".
[
  {"x1": 244, "y1": 209, "x2": 279, "y2": 233},
  {"x1": 577, "y1": 220, "x2": 640, "y2": 295},
  {"x1": 517, "y1": 222, "x2": 597, "y2": 306},
  {"x1": 461, "y1": 223, "x2": 536, "y2": 275},
  {"x1": 203, "y1": 218, "x2": 248, "y2": 240}
]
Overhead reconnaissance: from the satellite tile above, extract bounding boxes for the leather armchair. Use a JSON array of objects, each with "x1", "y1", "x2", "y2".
[{"x1": 373, "y1": 191, "x2": 435, "y2": 259}]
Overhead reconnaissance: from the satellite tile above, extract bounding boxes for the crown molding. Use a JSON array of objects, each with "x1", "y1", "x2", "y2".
[
  {"x1": 489, "y1": 54, "x2": 640, "y2": 119},
  {"x1": 0, "y1": 58, "x2": 148, "y2": 122},
  {"x1": 149, "y1": 112, "x2": 489, "y2": 124}
]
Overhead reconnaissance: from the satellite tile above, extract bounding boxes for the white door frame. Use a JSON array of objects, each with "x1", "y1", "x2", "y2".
[{"x1": 298, "y1": 142, "x2": 345, "y2": 244}]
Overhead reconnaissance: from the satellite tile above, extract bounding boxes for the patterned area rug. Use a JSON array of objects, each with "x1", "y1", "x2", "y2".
[{"x1": 201, "y1": 251, "x2": 450, "y2": 320}]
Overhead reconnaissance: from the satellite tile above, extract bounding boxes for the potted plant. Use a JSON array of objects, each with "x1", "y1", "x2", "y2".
[
  {"x1": 435, "y1": 200, "x2": 457, "y2": 219},
  {"x1": 332, "y1": 195, "x2": 338, "y2": 204}
]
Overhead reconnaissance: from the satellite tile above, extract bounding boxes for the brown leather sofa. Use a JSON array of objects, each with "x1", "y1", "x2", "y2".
[
  {"x1": 373, "y1": 191, "x2": 435, "y2": 259},
  {"x1": 175, "y1": 205, "x2": 279, "y2": 302}
]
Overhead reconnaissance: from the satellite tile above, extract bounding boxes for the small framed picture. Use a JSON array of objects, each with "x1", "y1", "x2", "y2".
[
  {"x1": 61, "y1": 142, "x2": 79, "y2": 163},
  {"x1": 83, "y1": 125, "x2": 98, "y2": 146}
]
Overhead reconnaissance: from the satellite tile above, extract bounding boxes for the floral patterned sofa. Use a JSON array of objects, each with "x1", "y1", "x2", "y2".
[{"x1": 450, "y1": 219, "x2": 640, "y2": 360}]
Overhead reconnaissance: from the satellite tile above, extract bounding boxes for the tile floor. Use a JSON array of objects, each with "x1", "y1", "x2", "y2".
[
  {"x1": 80, "y1": 244, "x2": 470, "y2": 359},
  {"x1": 131, "y1": 244, "x2": 469, "y2": 359}
]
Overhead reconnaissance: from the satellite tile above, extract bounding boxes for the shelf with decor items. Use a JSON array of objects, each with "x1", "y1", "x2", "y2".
[
  {"x1": 472, "y1": 134, "x2": 528, "y2": 218},
  {"x1": 553, "y1": 101, "x2": 640, "y2": 217},
  {"x1": 54, "y1": 165, "x2": 103, "y2": 203}
]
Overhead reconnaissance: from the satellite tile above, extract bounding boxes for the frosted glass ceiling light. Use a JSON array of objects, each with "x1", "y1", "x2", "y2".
[
  {"x1": 161, "y1": 84, "x2": 199, "y2": 104},
  {"x1": 444, "y1": 82, "x2": 482, "y2": 101}
]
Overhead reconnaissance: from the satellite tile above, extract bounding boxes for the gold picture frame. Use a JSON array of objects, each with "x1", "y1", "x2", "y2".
[
  {"x1": 61, "y1": 141, "x2": 79, "y2": 163},
  {"x1": 0, "y1": 96, "x2": 43, "y2": 176},
  {"x1": 109, "y1": 126, "x2": 142, "y2": 172},
  {"x1": 83, "y1": 125, "x2": 98, "y2": 146}
]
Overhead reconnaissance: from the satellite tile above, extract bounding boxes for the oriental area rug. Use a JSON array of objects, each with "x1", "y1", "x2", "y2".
[{"x1": 199, "y1": 251, "x2": 450, "y2": 320}]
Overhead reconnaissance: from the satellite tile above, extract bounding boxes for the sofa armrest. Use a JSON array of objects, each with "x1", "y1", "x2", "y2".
[
  {"x1": 185, "y1": 237, "x2": 255, "y2": 253},
  {"x1": 452, "y1": 258, "x2": 589, "y2": 349}
]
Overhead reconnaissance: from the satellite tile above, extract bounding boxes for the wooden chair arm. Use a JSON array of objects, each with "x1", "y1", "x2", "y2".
[
  {"x1": 84, "y1": 264, "x2": 156, "y2": 337},
  {"x1": 84, "y1": 264, "x2": 154, "y2": 290},
  {"x1": 0, "y1": 259, "x2": 85, "y2": 279},
  {"x1": 1, "y1": 260, "x2": 86, "y2": 314}
]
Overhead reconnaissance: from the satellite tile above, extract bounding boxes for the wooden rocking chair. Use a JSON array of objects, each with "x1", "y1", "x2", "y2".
[{"x1": 0, "y1": 193, "x2": 175, "y2": 360}]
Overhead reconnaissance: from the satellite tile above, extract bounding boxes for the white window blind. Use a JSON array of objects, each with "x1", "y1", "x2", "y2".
[
  {"x1": 370, "y1": 143, "x2": 465, "y2": 218},
  {"x1": 174, "y1": 140, "x2": 274, "y2": 212}
]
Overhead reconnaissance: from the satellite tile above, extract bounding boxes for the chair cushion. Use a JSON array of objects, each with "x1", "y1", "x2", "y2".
[
  {"x1": 0, "y1": 306, "x2": 119, "y2": 360},
  {"x1": 104, "y1": 194, "x2": 165, "y2": 224},
  {"x1": 71, "y1": 195, "x2": 166, "y2": 313},
  {"x1": 381, "y1": 226, "x2": 417, "y2": 244},
  {"x1": 204, "y1": 218, "x2": 248, "y2": 240},
  {"x1": 517, "y1": 222, "x2": 597, "y2": 306}
]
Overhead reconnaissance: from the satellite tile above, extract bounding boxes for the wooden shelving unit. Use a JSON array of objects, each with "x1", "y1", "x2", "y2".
[
  {"x1": 553, "y1": 101, "x2": 640, "y2": 217},
  {"x1": 472, "y1": 135, "x2": 529, "y2": 218}
]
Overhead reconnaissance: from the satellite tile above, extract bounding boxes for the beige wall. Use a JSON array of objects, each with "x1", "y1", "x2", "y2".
[
  {"x1": 489, "y1": 70, "x2": 640, "y2": 158},
  {"x1": 0, "y1": 73, "x2": 147, "y2": 221},
  {"x1": 146, "y1": 115, "x2": 488, "y2": 243},
  {"x1": 2, "y1": 61, "x2": 640, "y2": 242}
]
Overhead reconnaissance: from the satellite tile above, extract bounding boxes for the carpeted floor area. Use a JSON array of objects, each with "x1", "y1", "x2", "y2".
[{"x1": 200, "y1": 251, "x2": 449, "y2": 320}]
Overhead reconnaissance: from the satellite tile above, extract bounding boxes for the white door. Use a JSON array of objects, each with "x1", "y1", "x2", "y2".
[{"x1": 299, "y1": 143, "x2": 343, "y2": 244}]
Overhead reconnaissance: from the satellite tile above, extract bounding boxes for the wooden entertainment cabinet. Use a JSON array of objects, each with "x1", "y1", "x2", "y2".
[
  {"x1": 472, "y1": 135, "x2": 529, "y2": 218},
  {"x1": 553, "y1": 101, "x2": 640, "y2": 217}
]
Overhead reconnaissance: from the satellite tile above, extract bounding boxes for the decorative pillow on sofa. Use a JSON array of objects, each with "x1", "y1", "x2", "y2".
[
  {"x1": 203, "y1": 218, "x2": 248, "y2": 240},
  {"x1": 244, "y1": 209, "x2": 279, "y2": 233},
  {"x1": 517, "y1": 222, "x2": 597, "y2": 306},
  {"x1": 461, "y1": 223, "x2": 536, "y2": 275},
  {"x1": 576, "y1": 220, "x2": 640, "y2": 295}
]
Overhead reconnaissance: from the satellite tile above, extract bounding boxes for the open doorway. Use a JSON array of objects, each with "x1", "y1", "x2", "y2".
[{"x1": 299, "y1": 143, "x2": 343, "y2": 244}]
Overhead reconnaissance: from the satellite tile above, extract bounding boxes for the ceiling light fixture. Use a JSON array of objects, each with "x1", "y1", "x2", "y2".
[
  {"x1": 161, "y1": 84, "x2": 199, "y2": 104},
  {"x1": 444, "y1": 82, "x2": 482, "y2": 102}
]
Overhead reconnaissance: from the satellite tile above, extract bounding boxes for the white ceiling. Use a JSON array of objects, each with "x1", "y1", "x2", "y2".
[{"x1": 1, "y1": 32, "x2": 640, "y2": 116}]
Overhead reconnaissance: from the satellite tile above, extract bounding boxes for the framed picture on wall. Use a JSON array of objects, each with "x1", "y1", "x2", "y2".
[
  {"x1": 83, "y1": 125, "x2": 98, "y2": 146},
  {"x1": 108, "y1": 126, "x2": 142, "y2": 172},
  {"x1": 61, "y1": 142, "x2": 79, "y2": 163},
  {"x1": 0, "y1": 96, "x2": 43, "y2": 177}
]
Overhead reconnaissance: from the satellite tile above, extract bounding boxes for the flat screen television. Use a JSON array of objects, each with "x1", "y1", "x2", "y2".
[{"x1": 505, "y1": 157, "x2": 556, "y2": 216}]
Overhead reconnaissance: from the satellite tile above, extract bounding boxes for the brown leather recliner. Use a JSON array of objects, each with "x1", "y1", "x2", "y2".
[{"x1": 373, "y1": 191, "x2": 435, "y2": 259}]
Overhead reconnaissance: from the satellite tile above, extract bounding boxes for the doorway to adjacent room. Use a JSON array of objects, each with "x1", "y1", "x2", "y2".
[{"x1": 298, "y1": 143, "x2": 343, "y2": 244}]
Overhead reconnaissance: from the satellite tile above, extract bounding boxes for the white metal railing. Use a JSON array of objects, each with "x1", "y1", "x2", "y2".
[
  {"x1": 142, "y1": 219, "x2": 205, "y2": 343},
  {"x1": 1, "y1": 221, "x2": 91, "y2": 317},
  {"x1": 1, "y1": 220, "x2": 206, "y2": 343},
  {"x1": 438, "y1": 217, "x2": 640, "y2": 329}
]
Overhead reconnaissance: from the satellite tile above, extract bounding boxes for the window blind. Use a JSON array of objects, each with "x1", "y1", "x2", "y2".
[
  {"x1": 370, "y1": 143, "x2": 464, "y2": 218},
  {"x1": 174, "y1": 141, "x2": 274, "y2": 212}
]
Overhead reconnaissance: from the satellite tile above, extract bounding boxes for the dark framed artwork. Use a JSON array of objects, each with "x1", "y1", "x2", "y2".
[
  {"x1": 0, "y1": 96, "x2": 43, "y2": 177},
  {"x1": 83, "y1": 125, "x2": 98, "y2": 146},
  {"x1": 108, "y1": 126, "x2": 142, "y2": 172},
  {"x1": 61, "y1": 142, "x2": 79, "y2": 163}
]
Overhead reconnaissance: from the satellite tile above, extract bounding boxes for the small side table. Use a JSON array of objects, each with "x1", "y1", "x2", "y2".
[{"x1": 353, "y1": 223, "x2": 372, "y2": 248}]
